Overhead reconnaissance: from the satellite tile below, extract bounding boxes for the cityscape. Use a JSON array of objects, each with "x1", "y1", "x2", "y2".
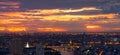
[
  {"x1": 0, "y1": 32, "x2": 120, "y2": 55},
  {"x1": 0, "y1": 0, "x2": 120, "y2": 55}
]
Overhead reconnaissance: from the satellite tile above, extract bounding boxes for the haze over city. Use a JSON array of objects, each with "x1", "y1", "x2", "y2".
[
  {"x1": 1, "y1": 0, "x2": 120, "y2": 55},
  {"x1": 0, "y1": 0, "x2": 120, "y2": 32}
]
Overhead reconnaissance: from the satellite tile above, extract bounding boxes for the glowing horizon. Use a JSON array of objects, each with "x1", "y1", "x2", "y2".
[{"x1": 0, "y1": 0, "x2": 120, "y2": 32}]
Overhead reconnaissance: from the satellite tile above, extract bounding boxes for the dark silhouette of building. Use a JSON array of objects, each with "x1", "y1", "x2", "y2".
[
  {"x1": 9, "y1": 38, "x2": 23, "y2": 55},
  {"x1": 44, "y1": 48, "x2": 61, "y2": 55},
  {"x1": 0, "y1": 48, "x2": 10, "y2": 55}
]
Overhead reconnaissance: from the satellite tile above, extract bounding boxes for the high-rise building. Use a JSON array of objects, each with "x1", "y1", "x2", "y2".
[
  {"x1": 36, "y1": 45, "x2": 44, "y2": 55},
  {"x1": 81, "y1": 32, "x2": 87, "y2": 46}
]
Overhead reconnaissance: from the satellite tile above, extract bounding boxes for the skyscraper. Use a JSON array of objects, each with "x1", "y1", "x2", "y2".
[{"x1": 36, "y1": 45, "x2": 44, "y2": 55}]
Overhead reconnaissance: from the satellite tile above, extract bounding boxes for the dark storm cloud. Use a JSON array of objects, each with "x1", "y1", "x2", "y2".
[
  {"x1": 19, "y1": 0, "x2": 120, "y2": 14},
  {"x1": 0, "y1": 0, "x2": 21, "y2": 11},
  {"x1": 0, "y1": 0, "x2": 119, "y2": 13},
  {"x1": 20, "y1": 0, "x2": 106, "y2": 9},
  {"x1": 99, "y1": 0, "x2": 120, "y2": 14}
]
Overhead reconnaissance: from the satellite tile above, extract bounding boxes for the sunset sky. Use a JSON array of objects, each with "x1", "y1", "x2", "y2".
[{"x1": 0, "y1": 0, "x2": 120, "y2": 32}]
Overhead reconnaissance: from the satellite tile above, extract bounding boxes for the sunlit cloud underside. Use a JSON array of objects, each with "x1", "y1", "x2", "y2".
[{"x1": 0, "y1": 0, "x2": 120, "y2": 32}]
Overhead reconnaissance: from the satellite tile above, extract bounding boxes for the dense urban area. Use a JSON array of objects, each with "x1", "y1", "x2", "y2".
[{"x1": 0, "y1": 32, "x2": 120, "y2": 55}]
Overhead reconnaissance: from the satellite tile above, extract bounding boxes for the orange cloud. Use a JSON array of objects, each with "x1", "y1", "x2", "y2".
[
  {"x1": 37, "y1": 27, "x2": 67, "y2": 32},
  {"x1": 0, "y1": 27, "x2": 5, "y2": 31},
  {"x1": 7, "y1": 27, "x2": 26, "y2": 32},
  {"x1": 112, "y1": 28, "x2": 120, "y2": 30},
  {"x1": 86, "y1": 25, "x2": 101, "y2": 29},
  {"x1": 85, "y1": 25, "x2": 113, "y2": 32},
  {"x1": 41, "y1": 15, "x2": 79, "y2": 21},
  {"x1": 92, "y1": 13, "x2": 117, "y2": 19},
  {"x1": 40, "y1": 13, "x2": 117, "y2": 21},
  {"x1": 0, "y1": 20, "x2": 21, "y2": 24},
  {"x1": 86, "y1": 25, "x2": 102, "y2": 32},
  {"x1": 0, "y1": 10, "x2": 117, "y2": 21}
]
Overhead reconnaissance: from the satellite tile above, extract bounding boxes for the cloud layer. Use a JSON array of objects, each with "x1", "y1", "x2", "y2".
[{"x1": 0, "y1": 0, "x2": 120, "y2": 32}]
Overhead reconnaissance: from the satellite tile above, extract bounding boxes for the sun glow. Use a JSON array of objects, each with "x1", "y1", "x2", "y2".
[
  {"x1": 7, "y1": 27, "x2": 26, "y2": 32},
  {"x1": 0, "y1": 27, "x2": 5, "y2": 31},
  {"x1": 37, "y1": 28, "x2": 67, "y2": 32},
  {"x1": 86, "y1": 25, "x2": 101, "y2": 29},
  {"x1": 86, "y1": 25, "x2": 102, "y2": 32},
  {"x1": 0, "y1": 20, "x2": 21, "y2": 24}
]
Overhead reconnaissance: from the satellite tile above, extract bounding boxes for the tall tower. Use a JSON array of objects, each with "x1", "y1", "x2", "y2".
[
  {"x1": 69, "y1": 35, "x2": 74, "y2": 50},
  {"x1": 69, "y1": 38, "x2": 73, "y2": 46},
  {"x1": 81, "y1": 32, "x2": 87, "y2": 46},
  {"x1": 25, "y1": 42, "x2": 30, "y2": 48}
]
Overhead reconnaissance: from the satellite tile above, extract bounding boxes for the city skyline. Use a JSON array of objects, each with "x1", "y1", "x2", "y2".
[{"x1": 0, "y1": 0, "x2": 120, "y2": 32}]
